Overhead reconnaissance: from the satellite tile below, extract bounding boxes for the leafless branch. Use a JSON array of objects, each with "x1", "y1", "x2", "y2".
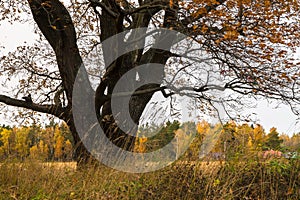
[{"x1": 0, "y1": 94, "x2": 66, "y2": 119}]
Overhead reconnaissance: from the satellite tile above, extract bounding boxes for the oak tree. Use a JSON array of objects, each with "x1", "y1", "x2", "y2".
[{"x1": 0, "y1": 0, "x2": 299, "y2": 164}]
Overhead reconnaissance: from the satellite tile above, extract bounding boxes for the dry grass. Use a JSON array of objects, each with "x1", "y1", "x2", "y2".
[
  {"x1": 41, "y1": 162, "x2": 77, "y2": 170},
  {"x1": 0, "y1": 158, "x2": 299, "y2": 199}
]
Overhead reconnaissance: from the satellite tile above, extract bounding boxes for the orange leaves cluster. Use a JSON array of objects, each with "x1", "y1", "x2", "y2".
[
  {"x1": 191, "y1": 7, "x2": 207, "y2": 18},
  {"x1": 189, "y1": 0, "x2": 300, "y2": 70},
  {"x1": 191, "y1": 0, "x2": 224, "y2": 17},
  {"x1": 193, "y1": 0, "x2": 219, "y2": 4},
  {"x1": 170, "y1": 0, "x2": 174, "y2": 8},
  {"x1": 225, "y1": 0, "x2": 237, "y2": 9},
  {"x1": 223, "y1": 30, "x2": 239, "y2": 40},
  {"x1": 205, "y1": 0, "x2": 221, "y2": 6},
  {"x1": 264, "y1": 0, "x2": 271, "y2": 8}
]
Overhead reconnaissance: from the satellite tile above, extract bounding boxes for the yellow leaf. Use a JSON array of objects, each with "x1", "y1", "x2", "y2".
[
  {"x1": 245, "y1": 40, "x2": 253, "y2": 45},
  {"x1": 201, "y1": 25, "x2": 208, "y2": 33},
  {"x1": 139, "y1": 137, "x2": 147, "y2": 143},
  {"x1": 259, "y1": 43, "x2": 266, "y2": 49},
  {"x1": 224, "y1": 30, "x2": 239, "y2": 40},
  {"x1": 264, "y1": 0, "x2": 271, "y2": 7},
  {"x1": 215, "y1": 39, "x2": 221, "y2": 45},
  {"x1": 170, "y1": 0, "x2": 173, "y2": 8},
  {"x1": 213, "y1": 179, "x2": 220, "y2": 187}
]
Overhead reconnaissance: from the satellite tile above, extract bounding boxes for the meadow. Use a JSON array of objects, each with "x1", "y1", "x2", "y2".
[{"x1": 0, "y1": 157, "x2": 299, "y2": 200}]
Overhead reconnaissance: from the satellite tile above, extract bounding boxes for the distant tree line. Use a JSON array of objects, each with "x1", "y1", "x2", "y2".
[
  {"x1": 135, "y1": 120, "x2": 300, "y2": 161},
  {"x1": 0, "y1": 120, "x2": 73, "y2": 161},
  {"x1": 0, "y1": 120, "x2": 299, "y2": 162}
]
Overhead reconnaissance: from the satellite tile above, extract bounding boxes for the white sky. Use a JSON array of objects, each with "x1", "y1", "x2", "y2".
[{"x1": 0, "y1": 21, "x2": 299, "y2": 136}]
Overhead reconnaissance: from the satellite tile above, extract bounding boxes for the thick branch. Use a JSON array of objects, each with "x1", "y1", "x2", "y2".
[
  {"x1": 0, "y1": 95, "x2": 66, "y2": 119},
  {"x1": 27, "y1": 0, "x2": 83, "y2": 105}
]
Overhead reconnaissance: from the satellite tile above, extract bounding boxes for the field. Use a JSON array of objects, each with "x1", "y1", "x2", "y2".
[{"x1": 0, "y1": 158, "x2": 299, "y2": 200}]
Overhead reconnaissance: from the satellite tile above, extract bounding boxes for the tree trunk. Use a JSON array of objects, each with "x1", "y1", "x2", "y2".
[
  {"x1": 27, "y1": 0, "x2": 177, "y2": 166},
  {"x1": 27, "y1": 0, "x2": 93, "y2": 165}
]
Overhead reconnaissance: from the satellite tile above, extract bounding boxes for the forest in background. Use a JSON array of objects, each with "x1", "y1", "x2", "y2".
[{"x1": 0, "y1": 120, "x2": 299, "y2": 162}]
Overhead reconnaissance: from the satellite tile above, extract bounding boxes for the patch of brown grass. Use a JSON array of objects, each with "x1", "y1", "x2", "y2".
[{"x1": 0, "y1": 158, "x2": 299, "y2": 199}]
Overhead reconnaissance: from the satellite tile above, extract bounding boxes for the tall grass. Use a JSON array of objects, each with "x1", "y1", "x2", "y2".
[{"x1": 0, "y1": 157, "x2": 299, "y2": 199}]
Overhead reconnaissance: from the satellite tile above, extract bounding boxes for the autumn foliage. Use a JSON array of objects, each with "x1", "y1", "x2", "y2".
[
  {"x1": 131, "y1": 120, "x2": 299, "y2": 162},
  {"x1": 0, "y1": 119, "x2": 299, "y2": 162},
  {"x1": 0, "y1": 122, "x2": 73, "y2": 161}
]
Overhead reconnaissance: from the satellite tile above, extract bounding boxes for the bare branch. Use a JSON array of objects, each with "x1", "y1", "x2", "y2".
[
  {"x1": 125, "y1": 0, "x2": 169, "y2": 15},
  {"x1": 22, "y1": 64, "x2": 61, "y2": 81},
  {"x1": 0, "y1": 94, "x2": 66, "y2": 119}
]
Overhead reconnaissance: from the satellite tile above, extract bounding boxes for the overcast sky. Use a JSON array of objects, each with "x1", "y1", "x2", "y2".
[{"x1": 0, "y1": 21, "x2": 299, "y2": 135}]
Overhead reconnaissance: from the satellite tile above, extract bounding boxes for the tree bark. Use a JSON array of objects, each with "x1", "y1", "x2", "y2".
[{"x1": 27, "y1": 0, "x2": 94, "y2": 164}]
